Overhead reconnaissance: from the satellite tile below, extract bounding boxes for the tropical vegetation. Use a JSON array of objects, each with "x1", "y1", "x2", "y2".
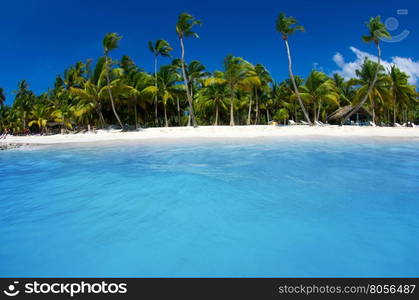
[{"x1": 1, "y1": 13, "x2": 418, "y2": 134}]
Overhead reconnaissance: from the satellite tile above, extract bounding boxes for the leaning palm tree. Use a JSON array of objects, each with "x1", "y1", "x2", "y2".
[
  {"x1": 176, "y1": 12, "x2": 202, "y2": 127},
  {"x1": 148, "y1": 40, "x2": 173, "y2": 126},
  {"x1": 348, "y1": 58, "x2": 392, "y2": 124},
  {"x1": 341, "y1": 16, "x2": 391, "y2": 124},
  {"x1": 103, "y1": 33, "x2": 124, "y2": 129},
  {"x1": 276, "y1": 12, "x2": 312, "y2": 125}
]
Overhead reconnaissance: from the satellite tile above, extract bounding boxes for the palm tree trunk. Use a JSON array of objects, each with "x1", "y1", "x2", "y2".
[
  {"x1": 247, "y1": 94, "x2": 252, "y2": 125},
  {"x1": 284, "y1": 39, "x2": 312, "y2": 125},
  {"x1": 164, "y1": 102, "x2": 168, "y2": 127},
  {"x1": 179, "y1": 37, "x2": 197, "y2": 127},
  {"x1": 393, "y1": 95, "x2": 396, "y2": 125},
  {"x1": 96, "y1": 100, "x2": 106, "y2": 128},
  {"x1": 177, "y1": 97, "x2": 181, "y2": 125},
  {"x1": 266, "y1": 108, "x2": 270, "y2": 123},
  {"x1": 254, "y1": 88, "x2": 259, "y2": 124},
  {"x1": 134, "y1": 101, "x2": 138, "y2": 129},
  {"x1": 154, "y1": 56, "x2": 159, "y2": 127},
  {"x1": 105, "y1": 55, "x2": 123, "y2": 129},
  {"x1": 372, "y1": 97, "x2": 375, "y2": 124},
  {"x1": 341, "y1": 42, "x2": 381, "y2": 125},
  {"x1": 230, "y1": 87, "x2": 235, "y2": 126},
  {"x1": 214, "y1": 102, "x2": 219, "y2": 126},
  {"x1": 316, "y1": 101, "x2": 321, "y2": 121}
]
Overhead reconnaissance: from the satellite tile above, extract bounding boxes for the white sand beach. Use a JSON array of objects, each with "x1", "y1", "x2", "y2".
[{"x1": 1, "y1": 125, "x2": 419, "y2": 146}]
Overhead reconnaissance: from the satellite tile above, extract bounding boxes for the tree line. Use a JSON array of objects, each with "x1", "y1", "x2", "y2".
[{"x1": 0, "y1": 13, "x2": 418, "y2": 134}]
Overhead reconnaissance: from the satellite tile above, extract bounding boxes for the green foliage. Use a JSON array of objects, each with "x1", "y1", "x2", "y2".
[
  {"x1": 276, "y1": 12, "x2": 305, "y2": 38},
  {"x1": 176, "y1": 13, "x2": 202, "y2": 39},
  {"x1": 0, "y1": 13, "x2": 418, "y2": 134}
]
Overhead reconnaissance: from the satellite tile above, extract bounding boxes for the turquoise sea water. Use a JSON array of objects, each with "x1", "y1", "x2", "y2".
[{"x1": 0, "y1": 138, "x2": 418, "y2": 277}]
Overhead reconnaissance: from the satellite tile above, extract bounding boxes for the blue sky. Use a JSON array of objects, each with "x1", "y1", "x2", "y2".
[{"x1": 1, "y1": 0, "x2": 418, "y2": 104}]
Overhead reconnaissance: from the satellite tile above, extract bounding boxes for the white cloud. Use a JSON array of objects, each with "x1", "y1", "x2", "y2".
[{"x1": 332, "y1": 46, "x2": 419, "y2": 85}]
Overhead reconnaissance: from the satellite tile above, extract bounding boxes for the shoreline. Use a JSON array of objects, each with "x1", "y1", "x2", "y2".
[{"x1": 1, "y1": 125, "x2": 419, "y2": 147}]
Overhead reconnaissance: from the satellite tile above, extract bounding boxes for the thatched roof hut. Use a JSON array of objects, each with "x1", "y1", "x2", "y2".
[{"x1": 327, "y1": 105, "x2": 372, "y2": 122}]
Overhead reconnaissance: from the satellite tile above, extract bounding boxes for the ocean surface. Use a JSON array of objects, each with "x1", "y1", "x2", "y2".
[{"x1": 0, "y1": 138, "x2": 418, "y2": 277}]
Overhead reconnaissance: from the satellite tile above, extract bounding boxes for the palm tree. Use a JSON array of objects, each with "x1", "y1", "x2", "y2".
[
  {"x1": 223, "y1": 55, "x2": 255, "y2": 125},
  {"x1": 253, "y1": 64, "x2": 272, "y2": 124},
  {"x1": 200, "y1": 73, "x2": 228, "y2": 125},
  {"x1": 185, "y1": 60, "x2": 208, "y2": 125},
  {"x1": 28, "y1": 103, "x2": 50, "y2": 133},
  {"x1": 130, "y1": 71, "x2": 155, "y2": 128},
  {"x1": 341, "y1": 16, "x2": 391, "y2": 124},
  {"x1": 348, "y1": 58, "x2": 392, "y2": 124},
  {"x1": 274, "y1": 108, "x2": 289, "y2": 125},
  {"x1": 298, "y1": 71, "x2": 340, "y2": 122},
  {"x1": 176, "y1": 12, "x2": 202, "y2": 127},
  {"x1": 51, "y1": 103, "x2": 75, "y2": 132},
  {"x1": 388, "y1": 65, "x2": 417, "y2": 125},
  {"x1": 156, "y1": 65, "x2": 182, "y2": 127},
  {"x1": 103, "y1": 33, "x2": 124, "y2": 129},
  {"x1": 70, "y1": 57, "x2": 109, "y2": 128},
  {"x1": 276, "y1": 12, "x2": 312, "y2": 125},
  {"x1": 332, "y1": 73, "x2": 355, "y2": 106},
  {"x1": 13, "y1": 80, "x2": 35, "y2": 130},
  {"x1": 149, "y1": 40, "x2": 173, "y2": 126}
]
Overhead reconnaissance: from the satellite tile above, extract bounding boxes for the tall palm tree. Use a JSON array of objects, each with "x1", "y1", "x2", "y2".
[
  {"x1": 276, "y1": 12, "x2": 312, "y2": 125},
  {"x1": 341, "y1": 16, "x2": 391, "y2": 124},
  {"x1": 156, "y1": 65, "x2": 182, "y2": 127},
  {"x1": 130, "y1": 71, "x2": 155, "y2": 128},
  {"x1": 253, "y1": 64, "x2": 272, "y2": 124},
  {"x1": 148, "y1": 40, "x2": 173, "y2": 126},
  {"x1": 176, "y1": 12, "x2": 202, "y2": 127},
  {"x1": 200, "y1": 73, "x2": 228, "y2": 125},
  {"x1": 103, "y1": 33, "x2": 124, "y2": 129},
  {"x1": 223, "y1": 55, "x2": 255, "y2": 126},
  {"x1": 185, "y1": 60, "x2": 208, "y2": 125},
  {"x1": 388, "y1": 65, "x2": 417, "y2": 125}
]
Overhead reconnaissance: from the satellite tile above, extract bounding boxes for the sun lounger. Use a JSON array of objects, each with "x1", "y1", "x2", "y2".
[
  {"x1": 318, "y1": 121, "x2": 327, "y2": 126},
  {"x1": 369, "y1": 121, "x2": 377, "y2": 127},
  {"x1": 300, "y1": 120, "x2": 310, "y2": 125},
  {"x1": 314, "y1": 121, "x2": 325, "y2": 126},
  {"x1": 412, "y1": 123, "x2": 417, "y2": 128},
  {"x1": 288, "y1": 120, "x2": 297, "y2": 125},
  {"x1": 395, "y1": 123, "x2": 407, "y2": 127}
]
